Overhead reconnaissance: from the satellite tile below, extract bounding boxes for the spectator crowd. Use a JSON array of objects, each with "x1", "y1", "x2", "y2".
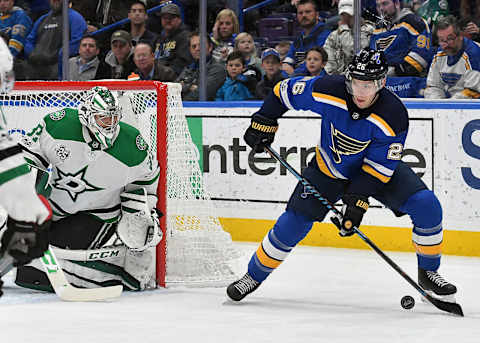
[{"x1": 2, "y1": 0, "x2": 480, "y2": 100}]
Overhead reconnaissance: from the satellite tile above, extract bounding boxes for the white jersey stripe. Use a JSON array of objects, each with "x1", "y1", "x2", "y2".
[
  {"x1": 363, "y1": 158, "x2": 394, "y2": 177},
  {"x1": 412, "y1": 231, "x2": 443, "y2": 246}
]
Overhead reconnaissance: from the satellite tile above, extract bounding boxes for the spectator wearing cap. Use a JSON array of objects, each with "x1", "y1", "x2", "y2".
[
  {"x1": 131, "y1": 41, "x2": 176, "y2": 81},
  {"x1": 255, "y1": 48, "x2": 287, "y2": 100},
  {"x1": 105, "y1": 30, "x2": 136, "y2": 79},
  {"x1": 128, "y1": 1, "x2": 157, "y2": 47},
  {"x1": 175, "y1": 31, "x2": 226, "y2": 101},
  {"x1": 153, "y1": 3, "x2": 192, "y2": 78},
  {"x1": 323, "y1": 0, "x2": 374, "y2": 75},
  {"x1": 65, "y1": 35, "x2": 110, "y2": 80}
]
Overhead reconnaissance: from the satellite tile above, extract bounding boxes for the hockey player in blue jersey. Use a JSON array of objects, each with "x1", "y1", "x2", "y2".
[
  {"x1": 370, "y1": 0, "x2": 433, "y2": 77},
  {"x1": 226, "y1": 49, "x2": 458, "y2": 304}
]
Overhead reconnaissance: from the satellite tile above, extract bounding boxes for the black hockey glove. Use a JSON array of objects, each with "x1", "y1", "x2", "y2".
[
  {"x1": 331, "y1": 194, "x2": 369, "y2": 237},
  {"x1": 0, "y1": 278, "x2": 3, "y2": 297},
  {"x1": 244, "y1": 114, "x2": 278, "y2": 153},
  {"x1": 394, "y1": 61, "x2": 421, "y2": 77},
  {"x1": 0, "y1": 217, "x2": 51, "y2": 267}
]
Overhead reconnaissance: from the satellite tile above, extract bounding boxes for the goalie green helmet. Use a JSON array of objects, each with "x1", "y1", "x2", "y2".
[{"x1": 78, "y1": 86, "x2": 122, "y2": 149}]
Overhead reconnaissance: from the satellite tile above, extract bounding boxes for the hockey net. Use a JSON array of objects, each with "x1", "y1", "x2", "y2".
[{"x1": 1, "y1": 80, "x2": 243, "y2": 287}]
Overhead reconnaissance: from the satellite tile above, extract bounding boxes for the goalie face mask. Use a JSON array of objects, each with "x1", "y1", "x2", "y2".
[{"x1": 79, "y1": 86, "x2": 122, "y2": 149}]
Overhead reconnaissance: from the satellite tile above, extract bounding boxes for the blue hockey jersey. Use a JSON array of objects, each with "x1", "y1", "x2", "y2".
[
  {"x1": 370, "y1": 9, "x2": 433, "y2": 76},
  {"x1": 0, "y1": 6, "x2": 32, "y2": 57},
  {"x1": 283, "y1": 22, "x2": 330, "y2": 74},
  {"x1": 258, "y1": 75, "x2": 409, "y2": 196}
]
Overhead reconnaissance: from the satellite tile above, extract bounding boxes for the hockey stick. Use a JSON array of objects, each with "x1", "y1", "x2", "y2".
[
  {"x1": 0, "y1": 253, "x2": 14, "y2": 277},
  {"x1": 41, "y1": 247, "x2": 123, "y2": 301},
  {"x1": 264, "y1": 145, "x2": 464, "y2": 317}
]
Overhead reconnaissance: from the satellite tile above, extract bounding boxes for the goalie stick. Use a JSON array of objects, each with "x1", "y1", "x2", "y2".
[
  {"x1": 264, "y1": 145, "x2": 464, "y2": 317},
  {"x1": 40, "y1": 247, "x2": 123, "y2": 302}
]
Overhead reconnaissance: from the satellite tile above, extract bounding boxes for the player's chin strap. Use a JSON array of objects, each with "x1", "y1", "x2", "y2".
[{"x1": 116, "y1": 188, "x2": 163, "y2": 252}]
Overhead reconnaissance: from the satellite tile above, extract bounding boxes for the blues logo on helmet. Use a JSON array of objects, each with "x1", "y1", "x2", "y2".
[{"x1": 345, "y1": 49, "x2": 388, "y2": 95}]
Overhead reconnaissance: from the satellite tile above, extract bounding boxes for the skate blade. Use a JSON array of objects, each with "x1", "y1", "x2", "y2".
[{"x1": 421, "y1": 290, "x2": 457, "y2": 304}]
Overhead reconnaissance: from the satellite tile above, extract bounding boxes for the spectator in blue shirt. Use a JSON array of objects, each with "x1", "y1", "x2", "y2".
[
  {"x1": 0, "y1": 0, "x2": 32, "y2": 58},
  {"x1": 282, "y1": 0, "x2": 330, "y2": 75},
  {"x1": 215, "y1": 51, "x2": 254, "y2": 101},
  {"x1": 23, "y1": 0, "x2": 87, "y2": 80}
]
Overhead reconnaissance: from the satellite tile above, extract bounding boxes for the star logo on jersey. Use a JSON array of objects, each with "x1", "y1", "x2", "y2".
[
  {"x1": 376, "y1": 35, "x2": 396, "y2": 51},
  {"x1": 329, "y1": 123, "x2": 371, "y2": 163},
  {"x1": 53, "y1": 166, "x2": 104, "y2": 202}
]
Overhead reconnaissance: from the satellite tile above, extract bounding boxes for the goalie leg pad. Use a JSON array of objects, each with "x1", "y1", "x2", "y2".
[{"x1": 15, "y1": 246, "x2": 155, "y2": 291}]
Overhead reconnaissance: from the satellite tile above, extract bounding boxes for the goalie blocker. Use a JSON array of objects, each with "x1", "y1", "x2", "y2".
[{"x1": 15, "y1": 188, "x2": 163, "y2": 291}]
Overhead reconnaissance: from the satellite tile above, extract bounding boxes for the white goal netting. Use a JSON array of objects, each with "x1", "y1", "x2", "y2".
[{"x1": 1, "y1": 81, "x2": 244, "y2": 287}]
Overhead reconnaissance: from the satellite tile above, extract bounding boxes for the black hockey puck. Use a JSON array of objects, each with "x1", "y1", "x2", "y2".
[{"x1": 401, "y1": 295, "x2": 415, "y2": 309}]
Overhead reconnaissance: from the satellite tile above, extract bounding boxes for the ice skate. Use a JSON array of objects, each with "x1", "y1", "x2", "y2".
[
  {"x1": 419, "y1": 268, "x2": 457, "y2": 303},
  {"x1": 226, "y1": 272, "x2": 260, "y2": 301}
]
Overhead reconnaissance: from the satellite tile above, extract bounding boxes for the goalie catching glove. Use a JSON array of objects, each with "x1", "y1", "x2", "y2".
[
  {"x1": 117, "y1": 188, "x2": 163, "y2": 252},
  {"x1": 331, "y1": 194, "x2": 369, "y2": 237},
  {"x1": 244, "y1": 113, "x2": 278, "y2": 153}
]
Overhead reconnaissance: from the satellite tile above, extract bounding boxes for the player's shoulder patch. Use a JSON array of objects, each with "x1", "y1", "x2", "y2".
[
  {"x1": 43, "y1": 108, "x2": 84, "y2": 142},
  {"x1": 368, "y1": 89, "x2": 408, "y2": 136},
  {"x1": 49, "y1": 109, "x2": 66, "y2": 121},
  {"x1": 44, "y1": 108, "x2": 77, "y2": 123},
  {"x1": 136, "y1": 134, "x2": 147, "y2": 151}
]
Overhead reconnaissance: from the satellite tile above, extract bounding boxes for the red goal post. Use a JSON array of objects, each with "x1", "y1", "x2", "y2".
[{"x1": 4, "y1": 80, "x2": 243, "y2": 287}]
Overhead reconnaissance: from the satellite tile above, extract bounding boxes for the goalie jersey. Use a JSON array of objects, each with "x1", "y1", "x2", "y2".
[
  {"x1": 262, "y1": 75, "x2": 409, "y2": 196},
  {"x1": 19, "y1": 108, "x2": 160, "y2": 222}
]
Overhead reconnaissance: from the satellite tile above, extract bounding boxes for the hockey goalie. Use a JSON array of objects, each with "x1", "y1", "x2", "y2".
[{"x1": 14, "y1": 85, "x2": 163, "y2": 291}]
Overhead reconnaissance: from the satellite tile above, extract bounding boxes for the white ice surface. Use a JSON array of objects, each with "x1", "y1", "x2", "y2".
[{"x1": 0, "y1": 243, "x2": 478, "y2": 343}]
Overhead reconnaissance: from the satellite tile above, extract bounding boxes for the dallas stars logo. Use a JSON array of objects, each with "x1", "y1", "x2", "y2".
[{"x1": 53, "y1": 166, "x2": 103, "y2": 201}]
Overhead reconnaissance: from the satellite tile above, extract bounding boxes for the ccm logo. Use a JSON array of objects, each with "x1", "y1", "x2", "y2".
[{"x1": 87, "y1": 250, "x2": 121, "y2": 260}]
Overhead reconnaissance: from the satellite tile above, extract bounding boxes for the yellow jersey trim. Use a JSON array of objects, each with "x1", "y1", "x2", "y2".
[
  {"x1": 362, "y1": 164, "x2": 391, "y2": 183},
  {"x1": 404, "y1": 56, "x2": 423, "y2": 72},
  {"x1": 273, "y1": 82, "x2": 281, "y2": 98},
  {"x1": 312, "y1": 92, "x2": 346, "y2": 106},
  {"x1": 315, "y1": 146, "x2": 337, "y2": 179},
  {"x1": 413, "y1": 242, "x2": 442, "y2": 255},
  {"x1": 369, "y1": 113, "x2": 396, "y2": 136},
  {"x1": 256, "y1": 245, "x2": 282, "y2": 269}
]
